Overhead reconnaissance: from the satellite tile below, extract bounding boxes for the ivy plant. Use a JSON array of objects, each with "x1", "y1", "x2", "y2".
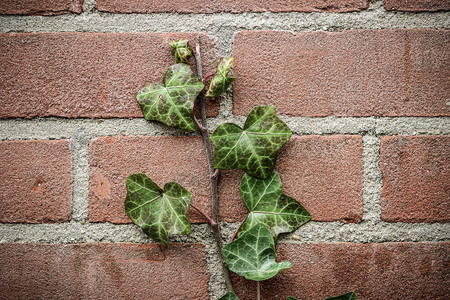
[{"x1": 125, "y1": 39, "x2": 356, "y2": 300}]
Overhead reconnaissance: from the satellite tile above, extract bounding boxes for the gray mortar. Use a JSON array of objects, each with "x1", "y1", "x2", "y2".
[{"x1": 1, "y1": 0, "x2": 450, "y2": 298}]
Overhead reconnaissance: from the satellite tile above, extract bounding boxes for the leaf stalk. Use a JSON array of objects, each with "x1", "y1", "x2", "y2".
[{"x1": 190, "y1": 203, "x2": 217, "y2": 227}]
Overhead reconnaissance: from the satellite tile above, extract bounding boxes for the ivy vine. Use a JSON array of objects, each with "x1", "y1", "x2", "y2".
[{"x1": 125, "y1": 38, "x2": 356, "y2": 300}]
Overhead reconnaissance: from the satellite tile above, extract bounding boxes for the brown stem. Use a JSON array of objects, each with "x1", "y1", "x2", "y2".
[
  {"x1": 194, "y1": 39, "x2": 234, "y2": 293},
  {"x1": 194, "y1": 116, "x2": 206, "y2": 132},
  {"x1": 257, "y1": 281, "x2": 261, "y2": 300},
  {"x1": 190, "y1": 203, "x2": 217, "y2": 227}
]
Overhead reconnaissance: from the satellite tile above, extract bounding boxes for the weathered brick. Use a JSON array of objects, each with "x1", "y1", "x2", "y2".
[
  {"x1": 233, "y1": 29, "x2": 450, "y2": 117},
  {"x1": 381, "y1": 136, "x2": 450, "y2": 222},
  {"x1": 0, "y1": 32, "x2": 218, "y2": 119},
  {"x1": 0, "y1": 140, "x2": 72, "y2": 223},
  {"x1": 89, "y1": 136, "x2": 217, "y2": 223},
  {"x1": 97, "y1": 0, "x2": 369, "y2": 13},
  {"x1": 219, "y1": 135, "x2": 363, "y2": 223},
  {"x1": 0, "y1": 243, "x2": 209, "y2": 299},
  {"x1": 233, "y1": 242, "x2": 450, "y2": 299},
  {"x1": 0, "y1": 0, "x2": 82, "y2": 15},
  {"x1": 384, "y1": 0, "x2": 450, "y2": 11}
]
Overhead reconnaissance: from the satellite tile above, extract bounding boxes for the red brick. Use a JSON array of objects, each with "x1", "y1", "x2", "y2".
[
  {"x1": 0, "y1": 140, "x2": 72, "y2": 223},
  {"x1": 0, "y1": 243, "x2": 209, "y2": 299},
  {"x1": 384, "y1": 0, "x2": 450, "y2": 11},
  {"x1": 97, "y1": 0, "x2": 369, "y2": 13},
  {"x1": 381, "y1": 136, "x2": 450, "y2": 222},
  {"x1": 233, "y1": 29, "x2": 450, "y2": 117},
  {"x1": 0, "y1": 33, "x2": 218, "y2": 119},
  {"x1": 89, "y1": 136, "x2": 217, "y2": 223},
  {"x1": 233, "y1": 242, "x2": 450, "y2": 299},
  {"x1": 219, "y1": 135, "x2": 363, "y2": 223},
  {"x1": 0, "y1": 0, "x2": 82, "y2": 15}
]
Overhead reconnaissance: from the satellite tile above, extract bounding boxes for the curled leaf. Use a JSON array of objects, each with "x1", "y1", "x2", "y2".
[
  {"x1": 125, "y1": 174, "x2": 192, "y2": 247},
  {"x1": 205, "y1": 57, "x2": 236, "y2": 98},
  {"x1": 169, "y1": 40, "x2": 193, "y2": 64},
  {"x1": 137, "y1": 63, "x2": 204, "y2": 132},
  {"x1": 239, "y1": 172, "x2": 311, "y2": 239},
  {"x1": 211, "y1": 105, "x2": 292, "y2": 179},
  {"x1": 222, "y1": 223, "x2": 292, "y2": 281}
]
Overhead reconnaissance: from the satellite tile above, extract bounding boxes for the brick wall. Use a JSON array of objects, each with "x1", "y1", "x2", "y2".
[{"x1": 0, "y1": 1, "x2": 449, "y2": 299}]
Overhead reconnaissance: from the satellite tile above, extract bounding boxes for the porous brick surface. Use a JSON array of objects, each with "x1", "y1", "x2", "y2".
[
  {"x1": 0, "y1": 243, "x2": 210, "y2": 299},
  {"x1": 381, "y1": 136, "x2": 450, "y2": 222},
  {"x1": 97, "y1": 0, "x2": 369, "y2": 13},
  {"x1": 0, "y1": 32, "x2": 218, "y2": 119},
  {"x1": 384, "y1": 0, "x2": 450, "y2": 11},
  {"x1": 0, "y1": 0, "x2": 82, "y2": 15},
  {"x1": 232, "y1": 242, "x2": 450, "y2": 299},
  {"x1": 233, "y1": 29, "x2": 450, "y2": 117},
  {"x1": 0, "y1": 140, "x2": 72, "y2": 223}
]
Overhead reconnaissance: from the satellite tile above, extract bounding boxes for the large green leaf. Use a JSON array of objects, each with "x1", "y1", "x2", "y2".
[
  {"x1": 238, "y1": 172, "x2": 311, "y2": 238},
  {"x1": 219, "y1": 292, "x2": 239, "y2": 300},
  {"x1": 136, "y1": 63, "x2": 204, "y2": 132},
  {"x1": 205, "y1": 57, "x2": 236, "y2": 98},
  {"x1": 125, "y1": 173, "x2": 192, "y2": 247},
  {"x1": 325, "y1": 292, "x2": 357, "y2": 300},
  {"x1": 222, "y1": 223, "x2": 292, "y2": 281},
  {"x1": 211, "y1": 105, "x2": 292, "y2": 179}
]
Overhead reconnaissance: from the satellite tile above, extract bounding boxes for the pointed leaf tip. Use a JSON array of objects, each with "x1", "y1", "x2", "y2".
[
  {"x1": 219, "y1": 292, "x2": 239, "y2": 300},
  {"x1": 238, "y1": 172, "x2": 311, "y2": 238},
  {"x1": 325, "y1": 292, "x2": 357, "y2": 300},
  {"x1": 137, "y1": 63, "x2": 204, "y2": 132},
  {"x1": 222, "y1": 223, "x2": 292, "y2": 281},
  {"x1": 169, "y1": 39, "x2": 193, "y2": 64},
  {"x1": 125, "y1": 174, "x2": 192, "y2": 247},
  {"x1": 211, "y1": 105, "x2": 292, "y2": 179},
  {"x1": 205, "y1": 57, "x2": 236, "y2": 98}
]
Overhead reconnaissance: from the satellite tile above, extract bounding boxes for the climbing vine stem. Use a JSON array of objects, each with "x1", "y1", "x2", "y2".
[{"x1": 194, "y1": 39, "x2": 234, "y2": 293}]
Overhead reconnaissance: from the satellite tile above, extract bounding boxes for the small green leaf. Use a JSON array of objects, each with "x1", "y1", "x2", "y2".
[
  {"x1": 125, "y1": 174, "x2": 192, "y2": 247},
  {"x1": 137, "y1": 63, "x2": 204, "y2": 132},
  {"x1": 239, "y1": 172, "x2": 311, "y2": 238},
  {"x1": 169, "y1": 40, "x2": 193, "y2": 64},
  {"x1": 325, "y1": 292, "x2": 357, "y2": 300},
  {"x1": 222, "y1": 223, "x2": 292, "y2": 281},
  {"x1": 219, "y1": 292, "x2": 239, "y2": 300},
  {"x1": 287, "y1": 297, "x2": 298, "y2": 300},
  {"x1": 205, "y1": 57, "x2": 236, "y2": 98},
  {"x1": 211, "y1": 105, "x2": 292, "y2": 179}
]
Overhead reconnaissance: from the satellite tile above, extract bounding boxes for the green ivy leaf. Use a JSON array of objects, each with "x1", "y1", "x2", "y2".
[
  {"x1": 211, "y1": 105, "x2": 292, "y2": 179},
  {"x1": 137, "y1": 63, "x2": 204, "y2": 132},
  {"x1": 222, "y1": 223, "x2": 292, "y2": 281},
  {"x1": 219, "y1": 292, "x2": 239, "y2": 300},
  {"x1": 238, "y1": 172, "x2": 311, "y2": 238},
  {"x1": 205, "y1": 57, "x2": 236, "y2": 98},
  {"x1": 325, "y1": 292, "x2": 357, "y2": 300},
  {"x1": 287, "y1": 297, "x2": 298, "y2": 300},
  {"x1": 169, "y1": 40, "x2": 193, "y2": 64},
  {"x1": 125, "y1": 173, "x2": 192, "y2": 247}
]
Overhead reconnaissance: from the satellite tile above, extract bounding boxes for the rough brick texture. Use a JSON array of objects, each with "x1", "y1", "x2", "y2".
[
  {"x1": 0, "y1": 32, "x2": 218, "y2": 119},
  {"x1": 89, "y1": 136, "x2": 215, "y2": 223},
  {"x1": 384, "y1": 0, "x2": 450, "y2": 11},
  {"x1": 381, "y1": 136, "x2": 450, "y2": 222},
  {"x1": 233, "y1": 242, "x2": 450, "y2": 299},
  {"x1": 97, "y1": 0, "x2": 369, "y2": 13},
  {"x1": 0, "y1": 0, "x2": 82, "y2": 15},
  {"x1": 219, "y1": 135, "x2": 363, "y2": 223},
  {"x1": 0, "y1": 243, "x2": 210, "y2": 299},
  {"x1": 0, "y1": 140, "x2": 72, "y2": 223},
  {"x1": 233, "y1": 29, "x2": 450, "y2": 117}
]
